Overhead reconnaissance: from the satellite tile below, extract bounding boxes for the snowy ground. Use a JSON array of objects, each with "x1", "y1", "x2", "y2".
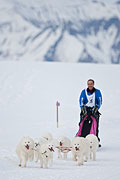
[{"x1": 0, "y1": 61, "x2": 120, "y2": 180}]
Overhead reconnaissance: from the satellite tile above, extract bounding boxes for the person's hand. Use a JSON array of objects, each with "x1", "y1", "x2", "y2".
[
  {"x1": 92, "y1": 105, "x2": 98, "y2": 114},
  {"x1": 81, "y1": 105, "x2": 87, "y2": 115}
]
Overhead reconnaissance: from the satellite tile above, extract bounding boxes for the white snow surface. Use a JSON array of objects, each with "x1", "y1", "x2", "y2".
[{"x1": 0, "y1": 61, "x2": 120, "y2": 180}]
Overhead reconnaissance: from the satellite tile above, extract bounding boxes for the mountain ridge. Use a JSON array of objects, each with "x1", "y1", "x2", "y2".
[{"x1": 0, "y1": 0, "x2": 120, "y2": 63}]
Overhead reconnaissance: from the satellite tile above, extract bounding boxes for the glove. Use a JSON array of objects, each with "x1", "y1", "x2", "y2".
[
  {"x1": 92, "y1": 105, "x2": 98, "y2": 114},
  {"x1": 81, "y1": 105, "x2": 87, "y2": 115}
]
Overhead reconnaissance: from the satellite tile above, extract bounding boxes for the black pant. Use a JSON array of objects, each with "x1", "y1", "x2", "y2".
[{"x1": 79, "y1": 111, "x2": 100, "y2": 141}]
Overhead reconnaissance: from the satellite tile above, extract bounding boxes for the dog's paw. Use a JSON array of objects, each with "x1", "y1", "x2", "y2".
[
  {"x1": 78, "y1": 162, "x2": 83, "y2": 166},
  {"x1": 73, "y1": 158, "x2": 77, "y2": 161}
]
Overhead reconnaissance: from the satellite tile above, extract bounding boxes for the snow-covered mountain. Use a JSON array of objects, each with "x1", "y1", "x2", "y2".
[{"x1": 0, "y1": 0, "x2": 120, "y2": 63}]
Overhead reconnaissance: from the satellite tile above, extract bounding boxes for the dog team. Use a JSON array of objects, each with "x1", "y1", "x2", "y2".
[{"x1": 16, "y1": 132, "x2": 99, "y2": 168}]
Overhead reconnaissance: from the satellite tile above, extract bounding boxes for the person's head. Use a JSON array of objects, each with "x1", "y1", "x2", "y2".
[{"x1": 87, "y1": 79, "x2": 95, "y2": 90}]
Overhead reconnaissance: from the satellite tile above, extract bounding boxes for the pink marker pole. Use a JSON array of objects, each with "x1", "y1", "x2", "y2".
[{"x1": 56, "y1": 101, "x2": 60, "y2": 128}]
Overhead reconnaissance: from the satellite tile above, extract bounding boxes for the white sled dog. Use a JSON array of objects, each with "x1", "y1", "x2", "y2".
[
  {"x1": 34, "y1": 138, "x2": 43, "y2": 167},
  {"x1": 86, "y1": 134, "x2": 99, "y2": 161},
  {"x1": 39, "y1": 141, "x2": 55, "y2": 168},
  {"x1": 16, "y1": 136, "x2": 34, "y2": 167},
  {"x1": 42, "y1": 132, "x2": 53, "y2": 141},
  {"x1": 56, "y1": 136, "x2": 71, "y2": 159},
  {"x1": 72, "y1": 137, "x2": 89, "y2": 166},
  {"x1": 34, "y1": 137, "x2": 48, "y2": 162}
]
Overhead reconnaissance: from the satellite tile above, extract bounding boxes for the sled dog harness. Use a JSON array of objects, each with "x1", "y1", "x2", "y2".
[
  {"x1": 85, "y1": 89, "x2": 95, "y2": 107},
  {"x1": 42, "y1": 151, "x2": 48, "y2": 158}
]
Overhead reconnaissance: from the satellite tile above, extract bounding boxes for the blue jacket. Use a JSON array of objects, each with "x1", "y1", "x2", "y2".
[{"x1": 79, "y1": 88, "x2": 102, "y2": 109}]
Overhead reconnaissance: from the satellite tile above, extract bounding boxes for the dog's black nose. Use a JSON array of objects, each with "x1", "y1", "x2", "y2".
[
  {"x1": 60, "y1": 142, "x2": 63, "y2": 146},
  {"x1": 35, "y1": 143, "x2": 39, "y2": 147},
  {"x1": 25, "y1": 144, "x2": 29, "y2": 150},
  {"x1": 75, "y1": 147, "x2": 79, "y2": 151}
]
